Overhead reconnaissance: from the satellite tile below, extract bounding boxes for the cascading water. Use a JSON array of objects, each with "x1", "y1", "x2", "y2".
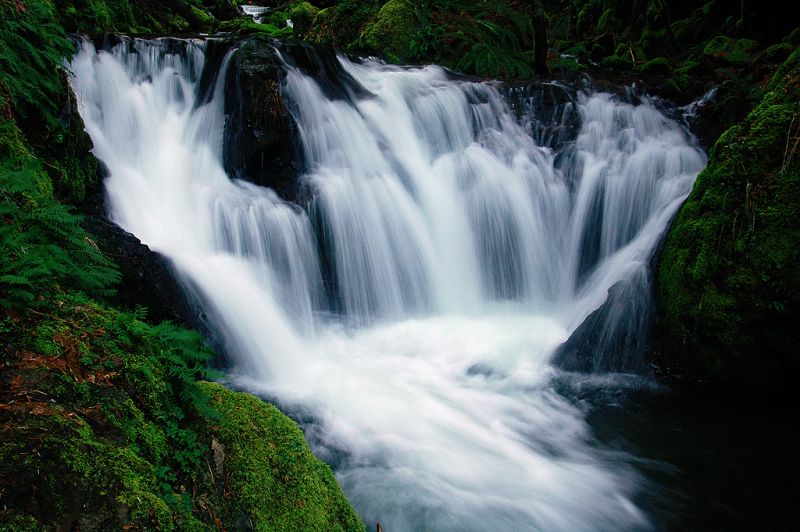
[{"x1": 68, "y1": 37, "x2": 706, "y2": 530}]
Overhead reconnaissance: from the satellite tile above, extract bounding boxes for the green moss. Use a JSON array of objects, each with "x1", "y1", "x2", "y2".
[
  {"x1": 287, "y1": 1, "x2": 320, "y2": 38},
  {"x1": 655, "y1": 49, "x2": 800, "y2": 388},
  {"x1": 595, "y1": 8, "x2": 618, "y2": 34},
  {"x1": 785, "y1": 27, "x2": 800, "y2": 46},
  {"x1": 308, "y1": 0, "x2": 382, "y2": 49},
  {"x1": 759, "y1": 42, "x2": 794, "y2": 65},
  {"x1": 308, "y1": 0, "x2": 537, "y2": 78},
  {"x1": 601, "y1": 54, "x2": 632, "y2": 70},
  {"x1": 360, "y1": 0, "x2": 419, "y2": 64},
  {"x1": 703, "y1": 35, "x2": 759, "y2": 65},
  {"x1": 54, "y1": 0, "x2": 217, "y2": 34},
  {"x1": 190, "y1": 5, "x2": 215, "y2": 29},
  {"x1": 1, "y1": 294, "x2": 361, "y2": 529},
  {"x1": 198, "y1": 382, "x2": 365, "y2": 531},
  {"x1": 637, "y1": 56, "x2": 671, "y2": 75},
  {"x1": 555, "y1": 54, "x2": 586, "y2": 71},
  {"x1": 218, "y1": 17, "x2": 293, "y2": 38}
]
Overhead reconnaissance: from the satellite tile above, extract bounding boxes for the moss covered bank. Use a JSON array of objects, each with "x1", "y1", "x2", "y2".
[
  {"x1": 0, "y1": 296, "x2": 362, "y2": 530},
  {"x1": 1, "y1": 0, "x2": 363, "y2": 528},
  {"x1": 653, "y1": 49, "x2": 800, "y2": 390}
]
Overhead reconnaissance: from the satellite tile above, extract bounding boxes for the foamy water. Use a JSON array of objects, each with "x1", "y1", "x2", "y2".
[{"x1": 69, "y1": 37, "x2": 705, "y2": 530}]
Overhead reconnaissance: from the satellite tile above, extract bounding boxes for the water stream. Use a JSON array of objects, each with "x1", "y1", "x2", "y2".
[{"x1": 68, "y1": 37, "x2": 706, "y2": 530}]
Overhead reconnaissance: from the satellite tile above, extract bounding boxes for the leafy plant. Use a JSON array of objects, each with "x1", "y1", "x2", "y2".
[
  {"x1": 0, "y1": 154, "x2": 120, "y2": 308},
  {"x1": 0, "y1": 0, "x2": 73, "y2": 135},
  {"x1": 408, "y1": 0, "x2": 536, "y2": 78}
]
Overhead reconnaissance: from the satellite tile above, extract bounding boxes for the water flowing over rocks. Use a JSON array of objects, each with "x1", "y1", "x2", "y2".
[{"x1": 68, "y1": 35, "x2": 706, "y2": 530}]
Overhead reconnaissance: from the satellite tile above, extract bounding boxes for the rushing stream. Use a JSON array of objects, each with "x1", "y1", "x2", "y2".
[{"x1": 68, "y1": 37, "x2": 706, "y2": 529}]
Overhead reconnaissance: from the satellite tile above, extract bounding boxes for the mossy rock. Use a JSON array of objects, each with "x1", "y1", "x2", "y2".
[
  {"x1": 307, "y1": 1, "x2": 382, "y2": 49},
  {"x1": 703, "y1": 35, "x2": 759, "y2": 65},
  {"x1": 0, "y1": 294, "x2": 363, "y2": 529},
  {"x1": 218, "y1": 17, "x2": 293, "y2": 37},
  {"x1": 637, "y1": 56, "x2": 671, "y2": 75},
  {"x1": 287, "y1": 1, "x2": 320, "y2": 38},
  {"x1": 360, "y1": 0, "x2": 419, "y2": 64},
  {"x1": 758, "y1": 42, "x2": 794, "y2": 65},
  {"x1": 190, "y1": 5, "x2": 215, "y2": 30},
  {"x1": 654, "y1": 49, "x2": 800, "y2": 389},
  {"x1": 785, "y1": 27, "x2": 800, "y2": 46},
  {"x1": 198, "y1": 382, "x2": 365, "y2": 531},
  {"x1": 555, "y1": 54, "x2": 586, "y2": 72},
  {"x1": 601, "y1": 54, "x2": 633, "y2": 70}
]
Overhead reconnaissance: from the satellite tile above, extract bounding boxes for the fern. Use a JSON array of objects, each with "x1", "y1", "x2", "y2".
[
  {"x1": 151, "y1": 322, "x2": 220, "y2": 417},
  {"x1": 410, "y1": 0, "x2": 536, "y2": 78},
  {"x1": 0, "y1": 0, "x2": 73, "y2": 133},
  {"x1": 0, "y1": 154, "x2": 120, "y2": 308},
  {"x1": 458, "y1": 42, "x2": 534, "y2": 79}
]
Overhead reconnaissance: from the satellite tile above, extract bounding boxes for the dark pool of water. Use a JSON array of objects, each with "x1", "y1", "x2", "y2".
[{"x1": 572, "y1": 381, "x2": 799, "y2": 530}]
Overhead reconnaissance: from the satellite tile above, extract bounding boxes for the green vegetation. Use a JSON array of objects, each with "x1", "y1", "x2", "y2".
[
  {"x1": 199, "y1": 382, "x2": 364, "y2": 530},
  {"x1": 0, "y1": 91, "x2": 118, "y2": 309},
  {"x1": 0, "y1": 295, "x2": 362, "y2": 529},
  {"x1": 56, "y1": 0, "x2": 226, "y2": 34},
  {"x1": 361, "y1": 0, "x2": 418, "y2": 64},
  {"x1": 306, "y1": 0, "x2": 541, "y2": 79},
  {"x1": 1, "y1": 1, "x2": 363, "y2": 528},
  {"x1": 655, "y1": 49, "x2": 800, "y2": 389},
  {"x1": 307, "y1": 0, "x2": 382, "y2": 49},
  {"x1": 0, "y1": 294, "x2": 214, "y2": 529},
  {"x1": 703, "y1": 35, "x2": 759, "y2": 65},
  {"x1": 2, "y1": 0, "x2": 800, "y2": 526}
]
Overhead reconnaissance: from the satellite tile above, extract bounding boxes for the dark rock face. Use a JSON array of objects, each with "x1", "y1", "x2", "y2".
[
  {"x1": 277, "y1": 40, "x2": 371, "y2": 102},
  {"x1": 221, "y1": 37, "x2": 376, "y2": 203},
  {"x1": 553, "y1": 268, "x2": 652, "y2": 374},
  {"x1": 222, "y1": 36, "x2": 301, "y2": 201},
  {"x1": 501, "y1": 78, "x2": 583, "y2": 151},
  {"x1": 82, "y1": 213, "x2": 198, "y2": 329}
]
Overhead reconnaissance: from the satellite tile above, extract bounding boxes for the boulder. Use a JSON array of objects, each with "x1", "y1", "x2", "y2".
[{"x1": 222, "y1": 36, "x2": 301, "y2": 201}]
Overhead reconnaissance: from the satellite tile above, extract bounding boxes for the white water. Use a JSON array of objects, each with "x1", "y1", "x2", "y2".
[{"x1": 69, "y1": 38, "x2": 705, "y2": 530}]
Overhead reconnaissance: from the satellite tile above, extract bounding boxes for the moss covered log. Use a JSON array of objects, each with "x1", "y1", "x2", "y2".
[{"x1": 653, "y1": 49, "x2": 800, "y2": 389}]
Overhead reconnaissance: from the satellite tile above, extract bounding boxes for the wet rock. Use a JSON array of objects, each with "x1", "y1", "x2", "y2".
[
  {"x1": 500, "y1": 78, "x2": 582, "y2": 150},
  {"x1": 82, "y1": 213, "x2": 198, "y2": 328},
  {"x1": 222, "y1": 37, "x2": 372, "y2": 202},
  {"x1": 222, "y1": 36, "x2": 300, "y2": 201},
  {"x1": 553, "y1": 269, "x2": 652, "y2": 374}
]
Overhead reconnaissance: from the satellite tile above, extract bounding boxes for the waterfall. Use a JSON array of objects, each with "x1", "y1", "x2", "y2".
[{"x1": 68, "y1": 37, "x2": 705, "y2": 530}]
